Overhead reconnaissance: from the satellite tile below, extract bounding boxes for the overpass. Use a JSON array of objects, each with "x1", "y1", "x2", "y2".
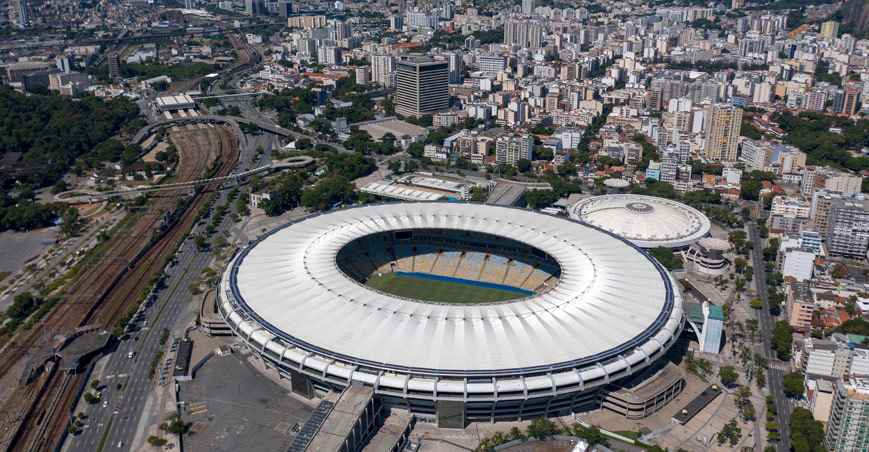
[
  {"x1": 133, "y1": 114, "x2": 295, "y2": 143},
  {"x1": 192, "y1": 92, "x2": 268, "y2": 100},
  {"x1": 54, "y1": 156, "x2": 314, "y2": 204}
]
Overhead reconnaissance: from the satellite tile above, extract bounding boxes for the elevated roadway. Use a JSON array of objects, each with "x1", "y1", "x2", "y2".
[
  {"x1": 54, "y1": 156, "x2": 314, "y2": 204},
  {"x1": 132, "y1": 115, "x2": 295, "y2": 143}
]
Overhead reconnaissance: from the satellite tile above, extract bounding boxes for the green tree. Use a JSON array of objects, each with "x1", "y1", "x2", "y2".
[
  {"x1": 526, "y1": 418, "x2": 558, "y2": 440},
  {"x1": 147, "y1": 436, "x2": 168, "y2": 446},
  {"x1": 301, "y1": 176, "x2": 354, "y2": 211},
  {"x1": 649, "y1": 247, "x2": 683, "y2": 271},
  {"x1": 261, "y1": 172, "x2": 304, "y2": 217},
  {"x1": 783, "y1": 372, "x2": 805, "y2": 398},
  {"x1": 772, "y1": 321, "x2": 793, "y2": 360},
  {"x1": 569, "y1": 424, "x2": 608, "y2": 446},
  {"x1": 525, "y1": 190, "x2": 559, "y2": 209},
  {"x1": 51, "y1": 179, "x2": 68, "y2": 194},
  {"x1": 719, "y1": 366, "x2": 739, "y2": 387},
  {"x1": 790, "y1": 407, "x2": 825, "y2": 452},
  {"x1": 159, "y1": 414, "x2": 191, "y2": 436},
  {"x1": 716, "y1": 418, "x2": 742, "y2": 446},
  {"x1": 60, "y1": 208, "x2": 85, "y2": 238}
]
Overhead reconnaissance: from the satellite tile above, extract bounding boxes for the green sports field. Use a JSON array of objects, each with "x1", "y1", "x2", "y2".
[{"x1": 365, "y1": 273, "x2": 524, "y2": 304}]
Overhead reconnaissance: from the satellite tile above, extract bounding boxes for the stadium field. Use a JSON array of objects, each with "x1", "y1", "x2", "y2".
[{"x1": 365, "y1": 272, "x2": 530, "y2": 304}]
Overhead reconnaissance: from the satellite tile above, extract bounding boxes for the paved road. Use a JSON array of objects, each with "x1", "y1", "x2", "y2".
[
  {"x1": 222, "y1": 96, "x2": 354, "y2": 154},
  {"x1": 67, "y1": 235, "x2": 212, "y2": 452},
  {"x1": 65, "y1": 131, "x2": 273, "y2": 452},
  {"x1": 747, "y1": 221, "x2": 791, "y2": 452}
]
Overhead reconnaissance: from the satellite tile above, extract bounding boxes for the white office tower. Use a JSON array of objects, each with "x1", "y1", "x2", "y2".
[
  {"x1": 395, "y1": 57, "x2": 449, "y2": 117},
  {"x1": 355, "y1": 66, "x2": 370, "y2": 84},
  {"x1": 503, "y1": 20, "x2": 544, "y2": 49},
  {"x1": 55, "y1": 56, "x2": 70, "y2": 74},
  {"x1": 333, "y1": 20, "x2": 352, "y2": 40},
  {"x1": 495, "y1": 134, "x2": 533, "y2": 165},
  {"x1": 826, "y1": 197, "x2": 869, "y2": 258},
  {"x1": 478, "y1": 55, "x2": 506, "y2": 75},
  {"x1": 14, "y1": 0, "x2": 28, "y2": 28},
  {"x1": 702, "y1": 103, "x2": 742, "y2": 162},
  {"x1": 826, "y1": 377, "x2": 869, "y2": 451},
  {"x1": 447, "y1": 51, "x2": 463, "y2": 84},
  {"x1": 753, "y1": 81, "x2": 772, "y2": 104},
  {"x1": 371, "y1": 54, "x2": 394, "y2": 88},
  {"x1": 389, "y1": 15, "x2": 403, "y2": 31},
  {"x1": 405, "y1": 11, "x2": 438, "y2": 30},
  {"x1": 317, "y1": 46, "x2": 341, "y2": 65}
]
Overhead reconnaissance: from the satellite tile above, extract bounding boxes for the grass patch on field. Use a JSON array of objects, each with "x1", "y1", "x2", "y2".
[{"x1": 366, "y1": 273, "x2": 522, "y2": 304}]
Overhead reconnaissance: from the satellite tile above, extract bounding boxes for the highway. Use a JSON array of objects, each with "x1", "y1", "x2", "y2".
[
  {"x1": 64, "y1": 131, "x2": 274, "y2": 452},
  {"x1": 747, "y1": 221, "x2": 791, "y2": 452}
]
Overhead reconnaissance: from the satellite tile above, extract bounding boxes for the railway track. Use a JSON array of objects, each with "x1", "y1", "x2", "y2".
[{"x1": 0, "y1": 125, "x2": 239, "y2": 452}]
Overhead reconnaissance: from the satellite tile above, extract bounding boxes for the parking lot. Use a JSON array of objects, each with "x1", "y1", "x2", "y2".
[{"x1": 178, "y1": 348, "x2": 314, "y2": 451}]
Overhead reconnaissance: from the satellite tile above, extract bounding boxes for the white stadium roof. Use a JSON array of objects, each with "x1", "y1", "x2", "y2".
[
  {"x1": 570, "y1": 194, "x2": 711, "y2": 249},
  {"x1": 223, "y1": 203, "x2": 683, "y2": 376}
]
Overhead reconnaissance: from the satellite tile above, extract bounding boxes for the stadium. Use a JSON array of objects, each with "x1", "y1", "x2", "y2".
[
  {"x1": 569, "y1": 194, "x2": 711, "y2": 249},
  {"x1": 218, "y1": 203, "x2": 685, "y2": 424}
]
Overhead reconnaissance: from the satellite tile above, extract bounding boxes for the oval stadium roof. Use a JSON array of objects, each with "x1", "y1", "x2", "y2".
[
  {"x1": 224, "y1": 202, "x2": 683, "y2": 376},
  {"x1": 570, "y1": 194, "x2": 711, "y2": 249}
]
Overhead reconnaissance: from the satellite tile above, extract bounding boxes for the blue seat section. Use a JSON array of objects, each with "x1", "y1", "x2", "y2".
[{"x1": 393, "y1": 272, "x2": 535, "y2": 297}]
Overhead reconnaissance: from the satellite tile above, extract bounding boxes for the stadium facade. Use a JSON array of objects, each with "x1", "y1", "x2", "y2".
[
  {"x1": 218, "y1": 203, "x2": 685, "y2": 424},
  {"x1": 569, "y1": 194, "x2": 711, "y2": 249}
]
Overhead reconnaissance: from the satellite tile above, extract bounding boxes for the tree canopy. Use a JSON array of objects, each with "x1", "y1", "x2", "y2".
[
  {"x1": 301, "y1": 176, "x2": 355, "y2": 211},
  {"x1": 0, "y1": 88, "x2": 140, "y2": 189},
  {"x1": 790, "y1": 407, "x2": 826, "y2": 452},
  {"x1": 775, "y1": 111, "x2": 869, "y2": 173},
  {"x1": 772, "y1": 321, "x2": 793, "y2": 360}
]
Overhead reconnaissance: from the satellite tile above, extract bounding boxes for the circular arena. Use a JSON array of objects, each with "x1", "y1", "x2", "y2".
[
  {"x1": 569, "y1": 194, "x2": 711, "y2": 249},
  {"x1": 218, "y1": 203, "x2": 684, "y2": 422}
]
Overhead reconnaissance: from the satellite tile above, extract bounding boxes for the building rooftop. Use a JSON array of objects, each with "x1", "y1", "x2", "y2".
[
  {"x1": 173, "y1": 340, "x2": 193, "y2": 378},
  {"x1": 306, "y1": 385, "x2": 374, "y2": 452},
  {"x1": 360, "y1": 181, "x2": 445, "y2": 201},
  {"x1": 227, "y1": 202, "x2": 682, "y2": 375},
  {"x1": 673, "y1": 385, "x2": 722, "y2": 424},
  {"x1": 707, "y1": 304, "x2": 724, "y2": 321},
  {"x1": 570, "y1": 194, "x2": 711, "y2": 248}
]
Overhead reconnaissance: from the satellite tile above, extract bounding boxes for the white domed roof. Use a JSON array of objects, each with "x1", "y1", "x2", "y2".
[
  {"x1": 604, "y1": 178, "x2": 630, "y2": 188},
  {"x1": 570, "y1": 194, "x2": 711, "y2": 248}
]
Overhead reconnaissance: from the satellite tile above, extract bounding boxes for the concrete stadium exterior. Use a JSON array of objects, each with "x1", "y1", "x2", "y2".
[{"x1": 218, "y1": 203, "x2": 685, "y2": 424}]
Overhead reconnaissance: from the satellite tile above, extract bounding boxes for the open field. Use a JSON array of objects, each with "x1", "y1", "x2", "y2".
[{"x1": 366, "y1": 272, "x2": 530, "y2": 304}]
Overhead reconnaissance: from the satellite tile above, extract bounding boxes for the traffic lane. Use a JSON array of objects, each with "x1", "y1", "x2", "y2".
[
  {"x1": 747, "y1": 223, "x2": 791, "y2": 451},
  {"x1": 69, "y1": 241, "x2": 204, "y2": 450},
  {"x1": 106, "y1": 227, "x2": 219, "y2": 447},
  {"x1": 74, "y1": 138, "x2": 257, "y2": 450}
]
